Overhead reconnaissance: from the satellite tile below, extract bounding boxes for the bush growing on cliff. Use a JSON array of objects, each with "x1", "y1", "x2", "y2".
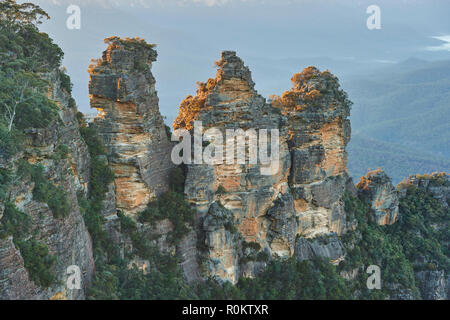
[
  {"x1": 0, "y1": 201, "x2": 56, "y2": 287},
  {"x1": 138, "y1": 191, "x2": 195, "y2": 246},
  {"x1": 0, "y1": 123, "x2": 24, "y2": 158},
  {"x1": 28, "y1": 164, "x2": 70, "y2": 219},
  {"x1": 78, "y1": 122, "x2": 115, "y2": 256},
  {"x1": 59, "y1": 68, "x2": 72, "y2": 94},
  {"x1": 15, "y1": 161, "x2": 70, "y2": 219},
  {"x1": 169, "y1": 166, "x2": 185, "y2": 193},
  {"x1": 389, "y1": 185, "x2": 449, "y2": 272},
  {"x1": 16, "y1": 238, "x2": 56, "y2": 288},
  {"x1": 340, "y1": 192, "x2": 419, "y2": 298},
  {"x1": 0, "y1": 202, "x2": 31, "y2": 239}
]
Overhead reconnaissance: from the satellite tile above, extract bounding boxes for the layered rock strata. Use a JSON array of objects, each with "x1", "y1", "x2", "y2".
[
  {"x1": 0, "y1": 69, "x2": 94, "y2": 300},
  {"x1": 88, "y1": 37, "x2": 174, "y2": 216},
  {"x1": 173, "y1": 53, "x2": 352, "y2": 283},
  {"x1": 356, "y1": 169, "x2": 399, "y2": 225}
]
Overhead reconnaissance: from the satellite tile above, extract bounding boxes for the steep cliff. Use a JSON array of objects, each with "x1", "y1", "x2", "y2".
[
  {"x1": 0, "y1": 69, "x2": 94, "y2": 300},
  {"x1": 356, "y1": 169, "x2": 399, "y2": 225},
  {"x1": 88, "y1": 37, "x2": 174, "y2": 216},
  {"x1": 273, "y1": 66, "x2": 353, "y2": 238},
  {"x1": 173, "y1": 52, "x2": 352, "y2": 283},
  {"x1": 398, "y1": 173, "x2": 449, "y2": 300}
]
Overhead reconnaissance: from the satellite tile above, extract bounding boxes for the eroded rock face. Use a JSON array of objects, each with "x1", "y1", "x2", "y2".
[
  {"x1": 0, "y1": 69, "x2": 94, "y2": 300},
  {"x1": 89, "y1": 37, "x2": 174, "y2": 216},
  {"x1": 271, "y1": 67, "x2": 352, "y2": 240},
  {"x1": 356, "y1": 169, "x2": 399, "y2": 225},
  {"x1": 0, "y1": 236, "x2": 39, "y2": 300},
  {"x1": 295, "y1": 233, "x2": 344, "y2": 264},
  {"x1": 174, "y1": 53, "x2": 352, "y2": 283},
  {"x1": 415, "y1": 270, "x2": 448, "y2": 300},
  {"x1": 174, "y1": 51, "x2": 292, "y2": 283}
]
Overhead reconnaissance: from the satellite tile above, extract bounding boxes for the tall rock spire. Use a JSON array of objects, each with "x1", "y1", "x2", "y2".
[
  {"x1": 174, "y1": 51, "x2": 292, "y2": 283},
  {"x1": 88, "y1": 37, "x2": 174, "y2": 215}
]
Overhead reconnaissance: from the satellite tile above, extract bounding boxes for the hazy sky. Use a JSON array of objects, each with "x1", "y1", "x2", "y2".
[{"x1": 32, "y1": 0, "x2": 450, "y2": 122}]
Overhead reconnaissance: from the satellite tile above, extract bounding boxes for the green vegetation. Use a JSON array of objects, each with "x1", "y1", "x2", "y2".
[
  {"x1": 0, "y1": 201, "x2": 56, "y2": 287},
  {"x1": 16, "y1": 161, "x2": 70, "y2": 219},
  {"x1": 51, "y1": 144, "x2": 69, "y2": 160},
  {"x1": 391, "y1": 185, "x2": 449, "y2": 272},
  {"x1": 340, "y1": 192, "x2": 416, "y2": 299},
  {"x1": 77, "y1": 116, "x2": 115, "y2": 256},
  {"x1": 0, "y1": 201, "x2": 31, "y2": 239},
  {"x1": 0, "y1": 0, "x2": 63, "y2": 148},
  {"x1": 16, "y1": 238, "x2": 56, "y2": 288},
  {"x1": 138, "y1": 190, "x2": 195, "y2": 246},
  {"x1": 134, "y1": 167, "x2": 194, "y2": 246},
  {"x1": 59, "y1": 68, "x2": 72, "y2": 94},
  {"x1": 340, "y1": 186, "x2": 449, "y2": 299},
  {"x1": 215, "y1": 185, "x2": 226, "y2": 196}
]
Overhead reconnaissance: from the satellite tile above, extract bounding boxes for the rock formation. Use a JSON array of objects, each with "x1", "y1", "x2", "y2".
[
  {"x1": 399, "y1": 172, "x2": 449, "y2": 209},
  {"x1": 173, "y1": 52, "x2": 352, "y2": 283},
  {"x1": 174, "y1": 51, "x2": 291, "y2": 283},
  {"x1": 0, "y1": 69, "x2": 94, "y2": 300},
  {"x1": 398, "y1": 172, "x2": 449, "y2": 300},
  {"x1": 1, "y1": 31, "x2": 447, "y2": 300},
  {"x1": 88, "y1": 37, "x2": 174, "y2": 216},
  {"x1": 356, "y1": 169, "x2": 399, "y2": 225},
  {"x1": 273, "y1": 66, "x2": 353, "y2": 237}
]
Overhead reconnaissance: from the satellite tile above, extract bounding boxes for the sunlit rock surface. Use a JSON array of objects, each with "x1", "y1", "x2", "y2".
[{"x1": 88, "y1": 37, "x2": 174, "y2": 216}]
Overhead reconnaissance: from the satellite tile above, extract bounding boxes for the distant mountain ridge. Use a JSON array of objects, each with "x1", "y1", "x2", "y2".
[{"x1": 345, "y1": 58, "x2": 450, "y2": 182}]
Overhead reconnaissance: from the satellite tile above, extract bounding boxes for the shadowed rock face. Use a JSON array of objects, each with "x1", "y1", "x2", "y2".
[
  {"x1": 0, "y1": 69, "x2": 94, "y2": 300},
  {"x1": 173, "y1": 53, "x2": 352, "y2": 283},
  {"x1": 357, "y1": 169, "x2": 399, "y2": 225},
  {"x1": 276, "y1": 66, "x2": 353, "y2": 238},
  {"x1": 88, "y1": 37, "x2": 174, "y2": 216},
  {"x1": 174, "y1": 51, "x2": 292, "y2": 283}
]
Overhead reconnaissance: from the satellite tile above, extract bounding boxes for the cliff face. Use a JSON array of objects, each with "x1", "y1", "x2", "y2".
[
  {"x1": 175, "y1": 51, "x2": 291, "y2": 283},
  {"x1": 356, "y1": 169, "x2": 399, "y2": 225},
  {"x1": 398, "y1": 173, "x2": 449, "y2": 300},
  {"x1": 88, "y1": 37, "x2": 174, "y2": 216},
  {"x1": 0, "y1": 70, "x2": 94, "y2": 300},
  {"x1": 173, "y1": 52, "x2": 352, "y2": 283},
  {"x1": 274, "y1": 67, "x2": 353, "y2": 238}
]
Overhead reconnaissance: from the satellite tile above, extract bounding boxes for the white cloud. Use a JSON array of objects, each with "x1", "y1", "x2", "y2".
[{"x1": 426, "y1": 35, "x2": 450, "y2": 52}]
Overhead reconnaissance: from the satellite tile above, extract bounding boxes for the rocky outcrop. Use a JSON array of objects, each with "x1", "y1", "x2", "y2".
[
  {"x1": 274, "y1": 67, "x2": 353, "y2": 237},
  {"x1": 88, "y1": 37, "x2": 174, "y2": 216},
  {"x1": 415, "y1": 270, "x2": 448, "y2": 300},
  {"x1": 356, "y1": 169, "x2": 399, "y2": 225},
  {"x1": 398, "y1": 172, "x2": 449, "y2": 300},
  {"x1": 0, "y1": 69, "x2": 94, "y2": 300},
  {"x1": 173, "y1": 53, "x2": 352, "y2": 283},
  {"x1": 174, "y1": 51, "x2": 292, "y2": 283},
  {"x1": 295, "y1": 233, "x2": 344, "y2": 264},
  {"x1": 0, "y1": 236, "x2": 39, "y2": 300},
  {"x1": 398, "y1": 172, "x2": 449, "y2": 208}
]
